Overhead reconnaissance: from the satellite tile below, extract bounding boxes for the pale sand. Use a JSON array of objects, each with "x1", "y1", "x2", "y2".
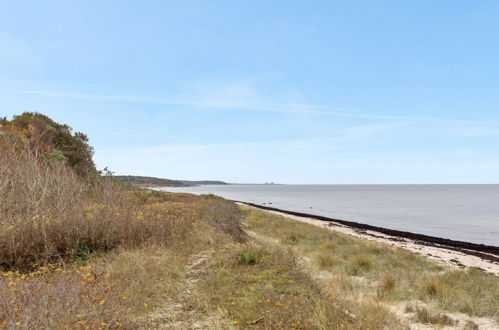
[{"x1": 239, "y1": 203, "x2": 499, "y2": 276}]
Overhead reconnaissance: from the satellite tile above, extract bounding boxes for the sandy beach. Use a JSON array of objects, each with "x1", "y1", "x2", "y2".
[{"x1": 238, "y1": 202, "x2": 499, "y2": 276}]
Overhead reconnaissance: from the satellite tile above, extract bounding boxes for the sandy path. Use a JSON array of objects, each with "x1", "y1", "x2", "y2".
[{"x1": 145, "y1": 250, "x2": 221, "y2": 329}]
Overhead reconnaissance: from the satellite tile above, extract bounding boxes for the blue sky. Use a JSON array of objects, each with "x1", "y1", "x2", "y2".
[{"x1": 2, "y1": 1, "x2": 499, "y2": 183}]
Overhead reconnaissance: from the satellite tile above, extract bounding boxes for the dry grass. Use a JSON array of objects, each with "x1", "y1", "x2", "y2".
[
  {"x1": 2, "y1": 132, "x2": 497, "y2": 328},
  {"x1": 244, "y1": 206, "x2": 499, "y2": 321},
  {"x1": 412, "y1": 306, "x2": 456, "y2": 326},
  {"x1": 316, "y1": 252, "x2": 336, "y2": 269},
  {"x1": 1, "y1": 247, "x2": 187, "y2": 328},
  {"x1": 377, "y1": 273, "x2": 398, "y2": 299},
  {"x1": 0, "y1": 264, "x2": 126, "y2": 328},
  {"x1": 416, "y1": 269, "x2": 499, "y2": 317},
  {"x1": 0, "y1": 212, "x2": 236, "y2": 328},
  {"x1": 0, "y1": 135, "x2": 247, "y2": 327},
  {"x1": 0, "y1": 136, "x2": 245, "y2": 270},
  {"x1": 191, "y1": 242, "x2": 401, "y2": 329},
  {"x1": 196, "y1": 194, "x2": 248, "y2": 243}
]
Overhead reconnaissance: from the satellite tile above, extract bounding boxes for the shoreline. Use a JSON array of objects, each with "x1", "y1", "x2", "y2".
[{"x1": 236, "y1": 201, "x2": 499, "y2": 275}]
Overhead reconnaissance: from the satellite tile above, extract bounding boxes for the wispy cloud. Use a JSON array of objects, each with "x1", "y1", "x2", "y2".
[
  {"x1": 0, "y1": 32, "x2": 41, "y2": 69},
  {"x1": 454, "y1": 126, "x2": 499, "y2": 137},
  {"x1": 96, "y1": 122, "x2": 405, "y2": 154},
  {"x1": 0, "y1": 87, "x2": 496, "y2": 126}
]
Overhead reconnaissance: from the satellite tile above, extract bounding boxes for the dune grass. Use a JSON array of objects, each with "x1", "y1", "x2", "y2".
[
  {"x1": 243, "y1": 206, "x2": 499, "y2": 321},
  {"x1": 191, "y1": 242, "x2": 402, "y2": 329}
]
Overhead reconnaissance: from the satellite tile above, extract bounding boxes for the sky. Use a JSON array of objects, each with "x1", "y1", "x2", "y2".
[{"x1": 2, "y1": 1, "x2": 499, "y2": 184}]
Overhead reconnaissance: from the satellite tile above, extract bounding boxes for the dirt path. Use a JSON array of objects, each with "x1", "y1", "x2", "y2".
[{"x1": 145, "y1": 250, "x2": 219, "y2": 329}]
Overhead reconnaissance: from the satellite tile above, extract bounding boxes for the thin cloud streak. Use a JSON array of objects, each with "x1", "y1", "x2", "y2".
[
  {"x1": 0, "y1": 87, "x2": 497, "y2": 126},
  {"x1": 96, "y1": 122, "x2": 406, "y2": 154}
]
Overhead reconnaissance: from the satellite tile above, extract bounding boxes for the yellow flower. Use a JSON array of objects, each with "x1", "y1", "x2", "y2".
[
  {"x1": 232, "y1": 320, "x2": 239, "y2": 324},
  {"x1": 99, "y1": 300, "x2": 105, "y2": 305}
]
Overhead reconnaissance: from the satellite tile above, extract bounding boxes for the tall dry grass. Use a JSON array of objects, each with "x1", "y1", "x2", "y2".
[
  {"x1": 0, "y1": 135, "x2": 203, "y2": 270},
  {"x1": 0, "y1": 133, "x2": 249, "y2": 328}
]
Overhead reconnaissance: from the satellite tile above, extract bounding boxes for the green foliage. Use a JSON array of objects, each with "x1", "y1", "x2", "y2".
[
  {"x1": 0, "y1": 112, "x2": 96, "y2": 176},
  {"x1": 75, "y1": 244, "x2": 91, "y2": 266},
  {"x1": 50, "y1": 148, "x2": 67, "y2": 161},
  {"x1": 237, "y1": 247, "x2": 263, "y2": 265}
]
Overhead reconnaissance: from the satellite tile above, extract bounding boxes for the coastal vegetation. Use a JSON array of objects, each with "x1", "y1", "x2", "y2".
[
  {"x1": 0, "y1": 113, "x2": 497, "y2": 329},
  {"x1": 243, "y1": 206, "x2": 499, "y2": 327},
  {"x1": 1, "y1": 112, "x2": 96, "y2": 176}
]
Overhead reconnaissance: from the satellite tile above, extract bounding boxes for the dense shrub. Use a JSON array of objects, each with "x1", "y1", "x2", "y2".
[
  {"x1": 0, "y1": 112, "x2": 95, "y2": 176},
  {"x1": 0, "y1": 134, "x2": 245, "y2": 270}
]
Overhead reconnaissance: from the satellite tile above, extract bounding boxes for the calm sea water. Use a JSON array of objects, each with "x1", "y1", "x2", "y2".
[{"x1": 158, "y1": 184, "x2": 499, "y2": 246}]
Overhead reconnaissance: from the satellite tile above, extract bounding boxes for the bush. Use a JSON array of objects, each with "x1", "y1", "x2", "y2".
[
  {"x1": 0, "y1": 136, "x2": 198, "y2": 270},
  {"x1": 0, "y1": 113, "x2": 247, "y2": 272},
  {"x1": 0, "y1": 112, "x2": 96, "y2": 176}
]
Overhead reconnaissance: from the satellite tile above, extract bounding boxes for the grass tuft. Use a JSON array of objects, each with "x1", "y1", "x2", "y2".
[
  {"x1": 316, "y1": 253, "x2": 336, "y2": 269},
  {"x1": 413, "y1": 307, "x2": 455, "y2": 326},
  {"x1": 236, "y1": 246, "x2": 264, "y2": 265},
  {"x1": 377, "y1": 273, "x2": 397, "y2": 299},
  {"x1": 420, "y1": 277, "x2": 441, "y2": 298},
  {"x1": 347, "y1": 254, "x2": 373, "y2": 275}
]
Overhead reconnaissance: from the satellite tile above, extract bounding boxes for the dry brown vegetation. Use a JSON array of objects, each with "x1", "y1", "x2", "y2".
[
  {"x1": 0, "y1": 133, "x2": 245, "y2": 328},
  {"x1": 0, "y1": 134, "x2": 247, "y2": 271},
  {"x1": 0, "y1": 135, "x2": 195, "y2": 270}
]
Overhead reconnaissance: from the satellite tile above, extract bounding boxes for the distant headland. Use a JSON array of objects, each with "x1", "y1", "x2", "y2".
[{"x1": 114, "y1": 175, "x2": 228, "y2": 187}]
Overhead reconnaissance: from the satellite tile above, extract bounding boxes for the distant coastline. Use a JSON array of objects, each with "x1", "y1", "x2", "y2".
[
  {"x1": 115, "y1": 175, "x2": 228, "y2": 188},
  {"x1": 156, "y1": 184, "x2": 499, "y2": 246}
]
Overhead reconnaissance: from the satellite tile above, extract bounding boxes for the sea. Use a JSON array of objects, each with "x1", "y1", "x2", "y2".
[{"x1": 157, "y1": 184, "x2": 499, "y2": 246}]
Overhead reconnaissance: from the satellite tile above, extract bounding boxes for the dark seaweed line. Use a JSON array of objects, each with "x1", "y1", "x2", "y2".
[{"x1": 236, "y1": 201, "x2": 499, "y2": 263}]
